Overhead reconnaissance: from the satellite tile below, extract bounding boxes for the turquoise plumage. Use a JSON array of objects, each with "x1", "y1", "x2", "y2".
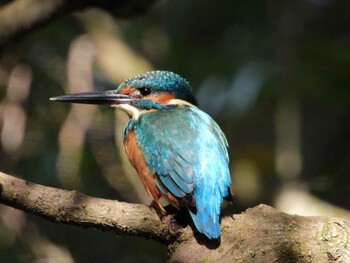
[
  {"x1": 127, "y1": 106, "x2": 230, "y2": 238},
  {"x1": 51, "y1": 70, "x2": 232, "y2": 239}
]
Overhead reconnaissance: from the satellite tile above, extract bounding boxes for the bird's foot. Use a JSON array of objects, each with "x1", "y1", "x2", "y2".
[{"x1": 148, "y1": 200, "x2": 166, "y2": 215}]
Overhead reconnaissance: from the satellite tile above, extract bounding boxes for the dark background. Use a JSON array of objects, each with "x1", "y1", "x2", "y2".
[{"x1": 0, "y1": 0, "x2": 349, "y2": 262}]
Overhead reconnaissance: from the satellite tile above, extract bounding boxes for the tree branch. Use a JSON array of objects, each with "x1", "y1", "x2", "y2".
[
  {"x1": 0, "y1": 0, "x2": 158, "y2": 48},
  {"x1": 0, "y1": 172, "x2": 177, "y2": 244},
  {"x1": 1, "y1": 171, "x2": 350, "y2": 262},
  {"x1": 169, "y1": 206, "x2": 350, "y2": 262}
]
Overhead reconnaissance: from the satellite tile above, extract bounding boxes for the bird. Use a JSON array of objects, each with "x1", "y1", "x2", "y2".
[{"x1": 50, "y1": 70, "x2": 232, "y2": 239}]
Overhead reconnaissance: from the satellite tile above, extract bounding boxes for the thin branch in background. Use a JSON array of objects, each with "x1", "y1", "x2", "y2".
[{"x1": 0, "y1": 0, "x2": 159, "y2": 49}]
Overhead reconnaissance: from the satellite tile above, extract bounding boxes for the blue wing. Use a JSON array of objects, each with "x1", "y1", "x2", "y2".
[{"x1": 128, "y1": 106, "x2": 231, "y2": 239}]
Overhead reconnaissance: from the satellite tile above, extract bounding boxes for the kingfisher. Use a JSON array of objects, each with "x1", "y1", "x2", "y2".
[{"x1": 50, "y1": 71, "x2": 231, "y2": 239}]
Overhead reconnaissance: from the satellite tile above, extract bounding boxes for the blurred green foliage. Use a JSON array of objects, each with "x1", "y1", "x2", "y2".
[{"x1": 0, "y1": 0, "x2": 349, "y2": 262}]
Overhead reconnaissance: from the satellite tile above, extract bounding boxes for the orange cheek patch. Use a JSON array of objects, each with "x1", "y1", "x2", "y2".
[
  {"x1": 150, "y1": 92, "x2": 175, "y2": 105},
  {"x1": 119, "y1": 86, "x2": 133, "y2": 95}
]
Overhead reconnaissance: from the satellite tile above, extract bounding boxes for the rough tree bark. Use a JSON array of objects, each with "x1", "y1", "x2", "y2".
[{"x1": 1, "y1": 172, "x2": 349, "y2": 262}]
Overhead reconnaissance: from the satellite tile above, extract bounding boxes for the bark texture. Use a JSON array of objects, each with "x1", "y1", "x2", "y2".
[
  {"x1": 0, "y1": 172, "x2": 177, "y2": 244},
  {"x1": 169, "y1": 205, "x2": 350, "y2": 263},
  {"x1": 0, "y1": 171, "x2": 349, "y2": 262}
]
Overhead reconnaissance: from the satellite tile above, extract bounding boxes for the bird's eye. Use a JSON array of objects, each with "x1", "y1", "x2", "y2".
[{"x1": 138, "y1": 87, "x2": 152, "y2": 96}]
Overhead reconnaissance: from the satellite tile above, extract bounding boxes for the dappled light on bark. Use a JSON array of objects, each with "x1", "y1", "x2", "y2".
[{"x1": 1, "y1": 172, "x2": 350, "y2": 262}]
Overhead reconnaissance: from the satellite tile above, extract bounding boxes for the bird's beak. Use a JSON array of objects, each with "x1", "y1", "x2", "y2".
[{"x1": 50, "y1": 91, "x2": 134, "y2": 105}]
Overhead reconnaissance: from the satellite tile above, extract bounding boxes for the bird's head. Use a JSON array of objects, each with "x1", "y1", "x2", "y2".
[{"x1": 50, "y1": 71, "x2": 197, "y2": 118}]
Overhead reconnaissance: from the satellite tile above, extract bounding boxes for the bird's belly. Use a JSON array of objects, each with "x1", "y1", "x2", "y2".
[{"x1": 124, "y1": 130, "x2": 180, "y2": 210}]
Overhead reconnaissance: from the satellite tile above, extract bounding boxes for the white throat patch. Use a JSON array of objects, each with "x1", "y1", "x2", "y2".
[
  {"x1": 113, "y1": 99, "x2": 197, "y2": 120},
  {"x1": 113, "y1": 104, "x2": 143, "y2": 119}
]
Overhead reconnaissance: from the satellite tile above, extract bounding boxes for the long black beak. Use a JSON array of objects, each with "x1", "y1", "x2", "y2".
[{"x1": 50, "y1": 91, "x2": 134, "y2": 105}]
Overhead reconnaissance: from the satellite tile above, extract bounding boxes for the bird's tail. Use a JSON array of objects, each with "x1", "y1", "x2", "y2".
[{"x1": 189, "y1": 208, "x2": 220, "y2": 239}]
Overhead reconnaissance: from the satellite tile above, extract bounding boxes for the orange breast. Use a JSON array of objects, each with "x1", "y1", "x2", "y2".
[{"x1": 124, "y1": 130, "x2": 180, "y2": 211}]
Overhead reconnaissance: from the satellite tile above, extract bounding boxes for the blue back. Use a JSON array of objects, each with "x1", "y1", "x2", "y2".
[{"x1": 124, "y1": 105, "x2": 231, "y2": 239}]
